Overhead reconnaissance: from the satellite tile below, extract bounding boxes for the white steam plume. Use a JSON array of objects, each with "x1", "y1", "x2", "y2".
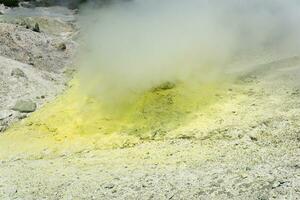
[{"x1": 78, "y1": 0, "x2": 300, "y2": 101}]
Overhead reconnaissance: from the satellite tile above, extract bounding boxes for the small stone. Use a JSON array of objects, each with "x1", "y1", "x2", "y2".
[
  {"x1": 11, "y1": 68, "x2": 27, "y2": 78},
  {"x1": 240, "y1": 173, "x2": 248, "y2": 179},
  {"x1": 25, "y1": 23, "x2": 31, "y2": 29},
  {"x1": 153, "y1": 81, "x2": 176, "y2": 91},
  {"x1": 0, "y1": 126, "x2": 6, "y2": 132},
  {"x1": 249, "y1": 136, "x2": 258, "y2": 141},
  {"x1": 272, "y1": 181, "x2": 281, "y2": 188},
  {"x1": 17, "y1": 114, "x2": 27, "y2": 120},
  {"x1": 294, "y1": 164, "x2": 300, "y2": 169},
  {"x1": 272, "y1": 181, "x2": 285, "y2": 189},
  {"x1": 57, "y1": 43, "x2": 67, "y2": 51},
  {"x1": 104, "y1": 183, "x2": 115, "y2": 189},
  {"x1": 12, "y1": 100, "x2": 37, "y2": 113},
  {"x1": 32, "y1": 23, "x2": 40, "y2": 33}
]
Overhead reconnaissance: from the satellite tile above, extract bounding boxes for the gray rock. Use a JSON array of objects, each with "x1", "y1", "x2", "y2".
[
  {"x1": 32, "y1": 23, "x2": 40, "y2": 33},
  {"x1": 12, "y1": 100, "x2": 37, "y2": 113},
  {"x1": 152, "y1": 81, "x2": 176, "y2": 91},
  {"x1": 17, "y1": 113, "x2": 27, "y2": 120},
  {"x1": 11, "y1": 68, "x2": 27, "y2": 78},
  {"x1": 104, "y1": 183, "x2": 115, "y2": 189},
  {"x1": 0, "y1": 126, "x2": 6, "y2": 132},
  {"x1": 57, "y1": 43, "x2": 66, "y2": 51}
]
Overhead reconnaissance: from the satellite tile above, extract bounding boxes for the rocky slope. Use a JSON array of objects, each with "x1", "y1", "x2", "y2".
[
  {"x1": 0, "y1": 3, "x2": 299, "y2": 200},
  {"x1": 0, "y1": 5, "x2": 77, "y2": 132},
  {"x1": 0, "y1": 56, "x2": 299, "y2": 199}
]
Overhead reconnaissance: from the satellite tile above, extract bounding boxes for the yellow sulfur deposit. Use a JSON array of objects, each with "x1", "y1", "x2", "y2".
[{"x1": 0, "y1": 78, "x2": 231, "y2": 159}]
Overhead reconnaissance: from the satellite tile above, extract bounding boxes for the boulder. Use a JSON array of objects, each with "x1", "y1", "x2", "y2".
[{"x1": 12, "y1": 100, "x2": 37, "y2": 113}]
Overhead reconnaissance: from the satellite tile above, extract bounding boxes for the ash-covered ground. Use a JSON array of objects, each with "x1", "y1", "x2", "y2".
[
  {"x1": 0, "y1": 5, "x2": 77, "y2": 132},
  {"x1": 0, "y1": 2, "x2": 299, "y2": 200}
]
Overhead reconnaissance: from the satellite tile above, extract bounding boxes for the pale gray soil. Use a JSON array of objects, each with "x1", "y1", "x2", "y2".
[
  {"x1": 0, "y1": 5, "x2": 77, "y2": 132},
  {"x1": 0, "y1": 56, "x2": 299, "y2": 200},
  {"x1": 0, "y1": 4, "x2": 300, "y2": 200}
]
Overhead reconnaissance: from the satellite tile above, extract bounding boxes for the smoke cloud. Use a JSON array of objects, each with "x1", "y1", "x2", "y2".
[{"x1": 78, "y1": 0, "x2": 300, "y2": 102}]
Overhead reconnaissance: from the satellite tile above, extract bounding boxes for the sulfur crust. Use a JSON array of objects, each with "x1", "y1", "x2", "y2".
[{"x1": 0, "y1": 77, "x2": 232, "y2": 159}]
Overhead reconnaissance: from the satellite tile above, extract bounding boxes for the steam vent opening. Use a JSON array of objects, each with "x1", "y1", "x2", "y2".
[
  {"x1": 1, "y1": 0, "x2": 300, "y2": 159},
  {"x1": 1, "y1": 0, "x2": 300, "y2": 199},
  {"x1": 0, "y1": 0, "x2": 243, "y2": 159},
  {"x1": 0, "y1": 74, "x2": 230, "y2": 158}
]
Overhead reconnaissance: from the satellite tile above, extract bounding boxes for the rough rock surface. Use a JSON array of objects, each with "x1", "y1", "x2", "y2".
[
  {"x1": 0, "y1": 55, "x2": 68, "y2": 131},
  {"x1": 0, "y1": 22, "x2": 76, "y2": 72},
  {"x1": 0, "y1": 6, "x2": 77, "y2": 35},
  {"x1": 0, "y1": 5, "x2": 77, "y2": 131},
  {"x1": 12, "y1": 100, "x2": 37, "y2": 113}
]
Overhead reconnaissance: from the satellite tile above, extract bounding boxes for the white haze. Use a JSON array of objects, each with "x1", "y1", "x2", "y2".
[{"x1": 78, "y1": 0, "x2": 300, "y2": 101}]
